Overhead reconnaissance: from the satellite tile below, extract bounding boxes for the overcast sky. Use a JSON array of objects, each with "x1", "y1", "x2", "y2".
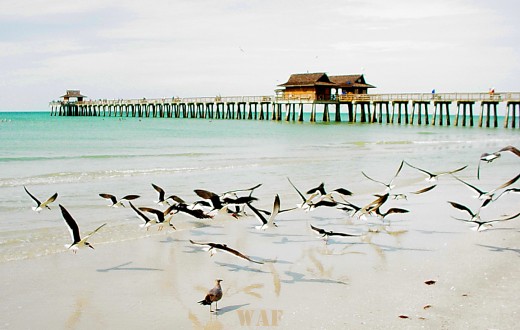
[{"x1": 1, "y1": 0, "x2": 518, "y2": 110}]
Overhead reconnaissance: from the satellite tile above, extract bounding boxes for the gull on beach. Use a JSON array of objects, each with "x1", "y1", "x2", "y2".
[
  {"x1": 59, "y1": 204, "x2": 106, "y2": 253},
  {"x1": 404, "y1": 161, "x2": 467, "y2": 181},
  {"x1": 198, "y1": 279, "x2": 223, "y2": 313},
  {"x1": 189, "y1": 239, "x2": 264, "y2": 264},
  {"x1": 23, "y1": 186, "x2": 58, "y2": 212},
  {"x1": 247, "y1": 194, "x2": 280, "y2": 230},
  {"x1": 99, "y1": 193, "x2": 140, "y2": 207}
]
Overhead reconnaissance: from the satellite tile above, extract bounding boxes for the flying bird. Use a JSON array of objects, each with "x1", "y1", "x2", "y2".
[
  {"x1": 198, "y1": 279, "x2": 223, "y2": 313},
  {"x1": 23, "y1": 186, "x2": 58, "y2": 212},
  {"x1": 362, "y1": 160, "x2": 404, "y2": 191},
  {"x1": 310, "y1": 224, "x2": 361, "y2": 242},
  {"x1": 99, "y1": 193, "x2": 140, "y2": 207},
  {"x1": 247, "y1": 194, "x2": 280, "y2": 230},
  {"x1": 287, "y1": 177, "x2": 316, "y2": 210},
  {"x1": 452, "y1": 211, "x2": 520, "y2": 231},
  {"x1": 129, "y1": 202, "x2": 158, "y2": 230},
  {"x1": 404, "y1": 161, "x2": 467, "y2": 181},
  {"x1": 138, "y1": 204, "x2": 178, "y2": 230},
  {"x1": 453, "y1": 173, "x2": 520, "y2": 206},
  {"x1": 447, "y1": 201, "x2": 481, "y2": 221},
  {"x1": 374, "y1": 207, "x2": 410, "y2": 219},
  {"x1": 477, "y1": 145, "x2": 519, "y2": 179},
  {"x1": 151, "y1": 183, "x2": 171, "y2": 205},
  {"x1": 498, "y1": 145, "x2": 520, "y2": 157},
  {"x1": 59, "y1": 204, "x2": 106, "y2": 253},
  {"x1": 391, "y1": 184, "x2": 437, "y2": 200},
  {"x1": 189, "y1": 240, "x2": 263, "y2": 264}
]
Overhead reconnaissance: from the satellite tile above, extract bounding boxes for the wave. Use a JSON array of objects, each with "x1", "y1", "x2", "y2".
[
  {"x1": 0, "y1": 152, "x2": 213, "y2": 163},
  {"x1": 0, "y1": 164, "x2": 257, "y2": 187}
]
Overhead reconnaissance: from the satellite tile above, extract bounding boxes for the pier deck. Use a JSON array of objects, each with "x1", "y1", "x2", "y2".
[{"x1": 49, "y1": 92, "x2": 520, "y2": 128}]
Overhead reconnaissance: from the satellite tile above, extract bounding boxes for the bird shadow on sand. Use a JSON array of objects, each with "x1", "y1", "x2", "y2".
[
  {"x1": 215, "y1": 261, "x2": 268, "y2": 273},
  {"x1": 477, "y1": 244, "x2": 520, "y2": 256},
  {"x1": 216, "y1": 303, "x2": 250, "y2": 315},
  {"x1": 282, "y1": 271, "x2": 348, "y2": 285},
  {"x1": 158, "y1": 236, "x2": 180, "y2": 244},
  {"x1": 189, "y1": 229, "x2": 227, "y2": 237},
  {"x1": 96, "y1": 261, "x2": 163, "y2": 272}
]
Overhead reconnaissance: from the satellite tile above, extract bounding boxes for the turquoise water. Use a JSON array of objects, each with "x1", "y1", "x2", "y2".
[{"x1": 0, "y1": 111, "x2": 519, "y2": 261}]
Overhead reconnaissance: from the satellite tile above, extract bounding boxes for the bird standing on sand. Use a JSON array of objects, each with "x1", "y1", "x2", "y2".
[
  {"x1": 198, "y1": 279, "x2": 223, "y2": 313},
  {"x1": 59, "y1": 204, "x2": 106, "y2": 253},
  {"x1": 24, "y1": 186, "x2": 58, "y2": 212}
]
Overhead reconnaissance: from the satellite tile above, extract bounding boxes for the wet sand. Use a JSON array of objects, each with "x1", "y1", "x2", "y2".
[{"x1": 1, "y1": 175, "x2": 519, "y2": 329}]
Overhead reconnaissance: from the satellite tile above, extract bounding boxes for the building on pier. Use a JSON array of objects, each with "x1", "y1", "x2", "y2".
[
  {"x1": 61, "y1": 90, "x2": 86, "y2": 102},
  {"x1": 278, "y1": 72, "x2": 375, "y2": 101}
]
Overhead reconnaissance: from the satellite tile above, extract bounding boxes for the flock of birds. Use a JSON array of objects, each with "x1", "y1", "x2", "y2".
[{"x1": 22, "y1": 144, "x2": 520, "y2": 313}]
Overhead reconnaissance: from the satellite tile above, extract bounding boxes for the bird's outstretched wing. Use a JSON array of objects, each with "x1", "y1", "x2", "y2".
[
  {"x1": 24, "y1": 186, "x2": 41, "y2": 206},
  {"x1": 59, "y1": 204, "x2": 81, "y2": 244}
]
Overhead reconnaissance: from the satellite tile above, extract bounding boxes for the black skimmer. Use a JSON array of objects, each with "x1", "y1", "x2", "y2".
[
  {"x1": 310, "y1": 224, "x2": 361, "y2": 242},
  {"x1": 359, "y1": 193, "x2": 390, "y2": 218},
  {"x1": 287, "y1": 177, "x2": 317, "y2": 210},
  {"x1": 492, "y1": 187, "x2": 520, "y2": 202},
  {"x1": 189, "y1": 240, "x2": 263, "y2": 264},
  {"x1": 404, "y1": 161, "x2": 467, "y2": 181},
  {"x1": 247, "y1": 194, "x2": 280, "y2": 230},
  {"x1": 306, "y1": 183, "x2": 326, "y2": 196},
  {"x1": 23, "y1": 186, "x2": 58, "y2": 212},
  {"x1": 194, "y1": 189, "x2": 224, "y2": 210},
  {"x1": 477, "y1": 145, "x2": 519, "y2": 179},
  {"x1": 129, "y1": 202, "x2": 158, "y2": 230},
  {"x1": 477, "y1": 152, "x2": 501, "y2": 179},
  {"x1": 374, "y1": 207, "x2": 410, "y2": 219},
  {"x1": 499, "y1": 145, "x2": 520, "y2": 157},
  {"x1": 452, "y1": 173, "x2": 520, "y2": 206},
  {"x1": 391, "y1": 184, "x2": 437, "y2": 200},
  {"x1": 151, "y1": 183, "x2": 171, "y2": 205},
  {"x1": 172, "y1": 203, "x2": 213, "y2": 219},
  {"x1": 99, "y1": 193, "x2": 140, "y2": 207},
  {"x1": 361, "y1": 160, "x2": 404, "y2": 191},
  {"x1": 452, "y1": 211, "x2": 520, "y2": 231},
  {"x1": 59, "y1": 204, "x2": 106, "y2": 253},
  {"x1": 447, "y1": 201, "x2": 481, "y2": 221},
  {"x1": 198, "y1": 279, "x2": 223, "y2": 313},
  {"x1": 138, "y1": 204, "x2": 178, "y2": 230}
]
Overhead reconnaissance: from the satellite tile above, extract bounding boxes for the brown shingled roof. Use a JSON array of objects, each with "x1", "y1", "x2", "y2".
[
  {"x1": 329, "y1": 75, "x2": 375, "y2": 89},
  {"x1": 279, "y1": 72, "x2": 337, "y2": 87},
  {"x1": 60, "y1": 90, "x2": 86, "y2": 98}
]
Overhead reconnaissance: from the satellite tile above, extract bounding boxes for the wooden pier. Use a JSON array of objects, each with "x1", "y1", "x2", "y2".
[{"x1": 49, "y1": 92, "x2": 520, "y2": 128}]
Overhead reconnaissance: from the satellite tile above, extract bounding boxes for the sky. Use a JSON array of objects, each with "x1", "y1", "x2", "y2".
[{"x1": 1, "y1": 0, "x2": 519, "y2": 110}]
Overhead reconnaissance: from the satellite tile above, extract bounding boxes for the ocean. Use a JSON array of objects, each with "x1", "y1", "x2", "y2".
[{"x1": 0, "y1": 111, "x2": 519, "y2": 263}]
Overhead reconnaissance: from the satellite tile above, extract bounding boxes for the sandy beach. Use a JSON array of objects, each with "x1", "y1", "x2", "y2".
[{"x1": 1, "y1": 172, "x2": 519, "y2": 330}]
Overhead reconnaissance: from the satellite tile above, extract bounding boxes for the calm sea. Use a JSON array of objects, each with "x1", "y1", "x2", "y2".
[{"x1": 0, "y1": 111, "x2": 518, "y2": 262}]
